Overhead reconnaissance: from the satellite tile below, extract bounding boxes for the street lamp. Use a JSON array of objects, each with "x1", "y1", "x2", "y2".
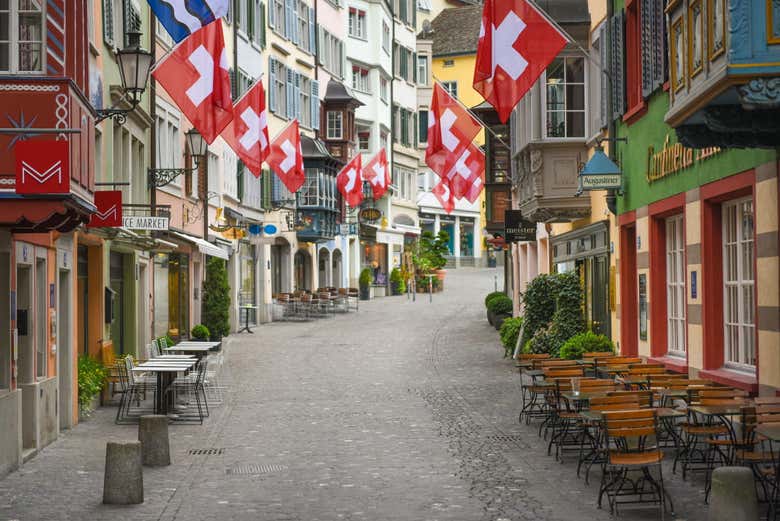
[
  {"x1": 96, "y1": 30, "x2": 154, "y2": 123},
  {"x1": 185, "y1": 129, "x2": 209, "y2": 165}
]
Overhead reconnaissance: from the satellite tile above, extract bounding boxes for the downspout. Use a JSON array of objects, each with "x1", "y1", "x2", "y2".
[
  {"x1": 606, "y1": 0, "x2": 618, "y2": 215},
  {"x1": 149, "y1": 6, "x2": 158, "y2": 341}
]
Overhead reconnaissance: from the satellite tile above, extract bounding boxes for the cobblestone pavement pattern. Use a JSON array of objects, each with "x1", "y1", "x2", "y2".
[{"x1": 0, "y1": 269, "x2": 709, "y2": 521}]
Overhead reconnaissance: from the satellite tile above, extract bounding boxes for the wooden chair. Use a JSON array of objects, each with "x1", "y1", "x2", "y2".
[
  {"x1": 607, "y1": 390, "x2": 654, "y2": 408},
  {"x1": 627, "y1": 366, "x2": 668, "y2": 376},
  {"x1": 578, "y1": 378, "x2": 620, "y2": 394},
  {"x1": 599, "y1": 409, "x2": 671, "y2": 519}
]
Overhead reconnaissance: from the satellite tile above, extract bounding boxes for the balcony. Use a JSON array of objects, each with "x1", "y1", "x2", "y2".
[
  {"x1": 297, "y1": 136, "x2": 341, "y2": 243},
  {"x1": 666, "y1": 0, "x2": 780, "y2": 148},
  {"x1": 0, "y1": 78, "x2": 96, "y2": 232}
]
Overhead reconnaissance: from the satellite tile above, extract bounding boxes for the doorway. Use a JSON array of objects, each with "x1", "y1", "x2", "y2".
[
  {"x1": 58, "y1": 269, "x2": 73, "y2": 430},
  {"x1": 620, "y1": 225, "x2": 638, "y2": 355},
  {"x1": 294, "y1": 250, "x2": 310, "y2": 291},
  {"x1": 137, "y1": 262, "x2": 149, "y2": 354},
  {"x1": 16, "y1": 263, "x2": 35, "y2": 451}
]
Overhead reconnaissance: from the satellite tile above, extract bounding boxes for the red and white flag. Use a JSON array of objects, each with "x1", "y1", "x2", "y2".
[
  {"x1": 223, "y1": 79, "x2": 269, "y2": 178},
  {"x1": 473, "y1": 0, "x2": 568, "y2": 123},
  {"x1": 426, "y1": 83, "x2": 482, "y2": 179},
  {"x1": 362, "y1": 149, "x2": 390, "y2": 200},
  {"x1": 267, "y1": 120, "x2": 305, "y2": 193},
  {"x1": 152, "y1": 20, "x2": 234, "y2": 143},
  {"x1": 432, "y1": 177, "x2": 455, "y2": 214},
  {"x1": 445, "y1": 142, "x2": 485, "y2": 201},
  {"x1": 462, "y1": 169, "x2": 485, "y2": 204},
  {"x1": 337, "y1": 154, "x2": 363, "y2": 207}
]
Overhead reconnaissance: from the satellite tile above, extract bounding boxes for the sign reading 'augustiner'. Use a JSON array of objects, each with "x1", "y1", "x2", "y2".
[{"x1": 647, "y1": 134, "x2": 721, "y2": 183}]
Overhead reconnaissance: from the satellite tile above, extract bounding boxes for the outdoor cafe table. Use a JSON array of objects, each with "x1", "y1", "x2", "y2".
[
  {"x1": 164, "y1": 341, "x2": 220, "y2": 358},
  {"x1": 755, "y1": 424, "x2": 780, "y2": 516},
  {"x1": 133, "y1": 358, "x2": 197, "y2": 415},
  {"x1": 688, "y1": 403, "x2": 750, "y2": 448}
]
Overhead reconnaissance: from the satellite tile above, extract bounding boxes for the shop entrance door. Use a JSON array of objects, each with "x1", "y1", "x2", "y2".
[
  {"x1": 109, "y1": 252, "x2": 125, "y2": 355},
  {"x1": 16, "y1": 264, "x2": 35, "y2": 451},
  {"x1": 57, "y1": 269, "x2": 73, "y2": 430},
  {"x1": 592, "y1": 255, "x2": 610, "y2": 337}
]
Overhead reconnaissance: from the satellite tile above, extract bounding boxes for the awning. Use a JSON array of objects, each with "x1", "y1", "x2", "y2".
[{"x1": 170, "y1": 231, "x2": 230, "y2": 260}]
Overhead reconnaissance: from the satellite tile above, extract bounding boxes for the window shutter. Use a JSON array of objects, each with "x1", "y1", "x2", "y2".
[
  {"x1": 286, "y1": 68, "x2": 294, "y2": 118},
  {"x1": 599, "y1": 25, "x2": 608, "y2": 129},
  {"x1": 268, "y1": 0, "x2": 275, "y2": 27},
  {"x1": 272, "y1": 172, "x2": 282, "y2": 203},
  {"x1": 103, "y1": 0, "x2": 114, "y2": 45},
  {"x1": 652, "y1": 0, "x2": 666, "y2": 90},
  {"x1": 610, "y1": 11, "x2": 626, "y2": 120},
  {"x1": 269, "y1": 58, "x2": 277, "y2": 112},
  {"x1": 317, "y1": 27, "x2": 325, "y2": 64},
  {"x1": 308, "y1": 7, "x2": 316, "y2": 54},
  {"x1": 229, "y1": 68, "x2": 238, "y2": 100},
  {"x1": 285, "y1": 0, "x2": 293, "y2": 39},
  {"x1": 311, "y1": 79, "x2": 320, "y2": 131},
  {"x1": 413, "y1": 113, "x2": 418, "y2": 146},
  {"x1": 294, "y1": 72, "x2": 301, "y2": 121},
  {"x1": 291, "y1": 0, "x2": 299, "y2": 44},
  {"x1": 412, "y1": 52, "x2": 417, "y2": 83},
  {"x1": 260, "y1": 2, "x2": 266, "y2": 47},
  {"x1": 640, "y1": 0, "x2": 653, "y2": 98}
]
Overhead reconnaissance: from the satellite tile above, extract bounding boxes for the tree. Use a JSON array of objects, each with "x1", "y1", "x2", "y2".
[{"x1": 202, "y1": 256, "x2": 231, "y2": 340}]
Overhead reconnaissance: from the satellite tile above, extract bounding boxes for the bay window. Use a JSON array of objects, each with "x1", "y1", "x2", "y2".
[
  {"x1": 544, "y1": 57, "x2": 586, "y2": 138},
  {"x1": 0, "y1": 0, "x2": 44, "y2": 73},
  {"x1": 326, "y1": 111, "x2": 343, "y2": 139}
]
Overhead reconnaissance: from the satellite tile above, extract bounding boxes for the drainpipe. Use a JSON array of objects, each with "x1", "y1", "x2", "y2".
[
  {"x1": 149, "y1": 10, "x2": 158, "y2": 215},
  {"x1": 606, "y1": 0, "x2": 618, "y2": 215}
]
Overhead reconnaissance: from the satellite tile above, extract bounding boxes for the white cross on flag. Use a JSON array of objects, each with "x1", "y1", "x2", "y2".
[
  {"x1": 267, "y1": 119, "x2": 305, "y2": 193},
  {"x1": 473, "y1": 0, "x2": 568, "y2": 123},
  {"x1": 445, "y1": 142, "x2": 485, "y2": 202},
  {"x1": 362, "y1": 148, "x2": 390, "y2": 200},
  {"x1": 337, "y1": 154, "x2": 364, "y2": 208},
  {"x1": 223, "y1": 79, "x2": 269, "y2": 178},
  {"x1": 432, "y1": 177, "x2": 455, "y2": 214},
  {"x1": 425, "y1": 83, "x2": 482, "y2": 180},
  {"x1": 152, "y1": 20, "x2": 234, "y2": 143}
]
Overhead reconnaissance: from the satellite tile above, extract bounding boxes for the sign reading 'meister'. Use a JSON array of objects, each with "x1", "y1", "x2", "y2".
[
  {"x1": 123, "y1": 216, "x2": 169, "y2": 230},
  {"x1": 504, "y1": 210, "x2": 536, "y2": 242}
]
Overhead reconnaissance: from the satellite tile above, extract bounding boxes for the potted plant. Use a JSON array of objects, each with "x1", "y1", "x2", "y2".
[
  {"x1": 202, "y1": 257, "x2": 231, "y2": 341},
  {"x1": 499, "y1": 316, "x2": 524, "y2": 358},
  {"x1": 190, "y1": 324, "x2": 210, "y2": 341},
  {"x1": 359, "y1": 268, "x2": 372, "y2": 300},
  {"x1": 390, "y1": 268, "x2": 405, "y2": 296},
  {"x1": 559, "y1": 331, "x2": 615, "y2": 360},
  {"x1": 77, "y1": 355, "x2": 108, "y2": 419},
  {"x1": 485, "y1": 291, "x2": 505, "y2": 325},
  {"x1": 487, "y1": 295, "x2": 513, "y2": 330},
  {"x1": 419, "y1": 231, "x2": 450, "y2": 281}
]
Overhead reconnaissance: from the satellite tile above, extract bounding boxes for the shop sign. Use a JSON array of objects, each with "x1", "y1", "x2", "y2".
[
  {"x1": 647, "y1": 134, "x2": 721, "y2": 183},
  {"x1": 359, "y1": 208, "x2": 382, "y2": 222},
  {"x1": 88, "y1": 190, "x2": 123, "y2": 227},
  {"x1": 263, "y1": 224, "x2": 278, "y2": 235},
  {"x1": 340, "y1": 223, "x2": 357, "y2": 235},
  {"x1": 504, "y1": 210, "x2": 536, "y2": 242},
  {"x1": 579, "y1": 173, "x2": 622, "y2": 191},
  {"x1": 122, "y1": 215, "x2": 169, "y2": 230},
  {"x1": 14, "y1": 140, "x2": 70, "y2": 194}
]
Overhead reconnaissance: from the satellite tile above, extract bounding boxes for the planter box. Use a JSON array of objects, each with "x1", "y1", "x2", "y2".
[{"x1": 373, "y1": 285, "x2": 386, "y2": 297}]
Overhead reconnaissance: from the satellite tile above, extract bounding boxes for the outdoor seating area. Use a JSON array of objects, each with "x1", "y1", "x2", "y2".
[
  {"x1": 111, "y1": 338, "x2": 226, "y2": 425},
  {"x1": 516, "y1": 353, "x2": 780, "y2": 519},
  {"x1": 273, "y1": 287, "x2": 359, "y2": 321}
]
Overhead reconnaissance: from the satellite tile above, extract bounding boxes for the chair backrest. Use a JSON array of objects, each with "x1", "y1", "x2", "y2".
[
  {"x1": 540, "y1": 359, "x2": 578, "y2": 368},
  {"x1": 629, "y1": 363, "x2": 665, "y2": 370},
  {"x1": 578, "y1": 378, "x2": 619, "y2": 393},
  {"x1": 756, "y1": 403, "x2": 780, "y2": 424},
  {"x1": 627, "y1": 366, "x2": 667, "y2": 375},
  {"x1": 114, "y1": 359, "x2": 128, "y2": 391},
  {"x1": 519, "y1": 353, "x2": 551, "y2": 361},
  {"x1": 338, "y1": 288, "x2": 347, "y2": 295},
  {"x1": 151, "y1": 343, "x2": 161, "y2": 358},
  {"x1": 318, "y1": 292, "x2": 330, "y2": 300},
  {"x1": 124, "y1": 356, "x2": 136, "y2": 386},
  {"x1": 608, "y1": 390, "x2": 654, "y2": 408},
  {"x1": 755, "y1": 396, "x2": 780, "y2": 405},
  {"x1": 602, "y1": 357, "x2": 643, "y2": 365},
  {"x1": 698, "y1": 388, "x2": 747, "y2": 405},
  {"x1": 582, "y1": 351, "x2": 614, "y2": 358},
  {"x1": 590, "y1": 394, "x2": 640, "y2": 412},
  {"x1": 543, "y1": 367, "x2": 584, "y2": 379},
  {"x1": 159, "y1": 337, "x2": 168, "y2": 349},
  {"x1": 603, "y1": 409, "x2": 659, "y2": 460}
]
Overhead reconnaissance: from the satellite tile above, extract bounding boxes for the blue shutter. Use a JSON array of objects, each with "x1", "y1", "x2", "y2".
[
  {"x1": 272, "y1": 173, "x2": 282, "y2": 202},
  {"x1": 268, "y1": 0, "x2": 275, "y2": 27},
  {"x1": 285, "y1": 0, "x2": 293, "y2": 39},
  {"x1": 294, "y1": 72, "x2": 301, "y2": 121},
  {"x1": 286, "y1": 68, "x2": 294, "y2": 118},
  {"x1": 260, "y1": 2, "x2": 266, "y2": 47},
  {"x1": 268, "y1": 57, "x2": 277, "y2": 112},
  {"x1": 311, "y1": 79, "x2": 320, "y2": 130},
  {"x1": 291, "y1": 0, "x2": 299, "y2": 44},
  {"x1": 308, "y1": 7, "x2": 316, "y2": 54}
]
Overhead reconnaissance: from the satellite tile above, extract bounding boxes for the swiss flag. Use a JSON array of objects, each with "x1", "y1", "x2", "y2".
[
  {"x1": 473, "y1": 0, "x2": 568, "y2": 123},
  {"x1": 223, "y1": 80, "x2": 269, "y2": 178},
  {"x1": 362, "y1": 149, "x2": 390, "y2": 200},
  {"x1": 152, "y1": 20, "x2": 233, "y2": 144},
  {"x1": 432, "y1": 177, "x2": 455, "y2": 214},
  {"x1": 267, "y1": 120, "x2": 305, "y2": 193},
  {"x1": 337, "y1": 154, "x2": 363, "y2": 208},
  {"x1": 426, "y1": 83, "x2": 481, "y2": 179},
  {"x1": 445, "y1": 143, "x2": 485, "y2": 201},
  {"x1": 462, "y1": 170, "x2": 485, "y2": 204}
]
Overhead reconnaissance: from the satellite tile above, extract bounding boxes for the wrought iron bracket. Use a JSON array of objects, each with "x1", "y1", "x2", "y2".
[
  {"x1": 95, "y1": 108, "x2": 131, "y2": 124},
  {"x1": 148, "y1": 167, "x2": 196, "y2": 188}
]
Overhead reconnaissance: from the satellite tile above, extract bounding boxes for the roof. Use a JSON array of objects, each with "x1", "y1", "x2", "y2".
[
  {"x1": 430, "y1": 5, "x2": 483, "y2": 57},
  {"x1": 300, "y1": 135, "x2": 332, "y2": 159},
  {"x1": 323, "y1": 79, "x2": 363, "y2": 106},
  {"x1": 534, "y1": 0, "x2": 590, "y2": 25}
]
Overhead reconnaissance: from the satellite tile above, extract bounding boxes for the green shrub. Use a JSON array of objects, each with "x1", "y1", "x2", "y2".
[
  {"x1": 519, "y1": 274, "x2": 556, "y2": 350},
  {"x1": 487, "y1": 295, "x2": 513, "y2": 315},
  {"x1": 359, "y1": 268, "x2": 372, "y2": 288},
  {"x1": 190, "y1": 324, "x2": 210, "y2": 341},
  {"x1": 202, "y1": 257, "x2": 231, "y2": 340},
  {"x1": 525, "y1": 325, "x2": 556, "y2": 355},
  {"x1": 158, "y1": 334, "x2": 176, "y2": 347},
  {"x1": 484, "y1": 291, "x2": 505, "y2": 307},
  {"x1": 499, "y1": 317, "x2": 523, "y2": 358},
  {"x1": 547, "y1": 272, "x2": 586, "y2": 350},
  {"x1": 77, "y1": 355, "x2": 108, "y2": 413},
  {"x1": 559, "y1": 331, "x2": 615, "y2": 360},
  {"x1": 390, "y1": 268, "x2": 406, "y2": 294}
]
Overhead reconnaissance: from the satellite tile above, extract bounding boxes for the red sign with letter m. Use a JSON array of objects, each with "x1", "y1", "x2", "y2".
[{"x1": 14, "y1": 140, "x2": 70, "y2": 194}]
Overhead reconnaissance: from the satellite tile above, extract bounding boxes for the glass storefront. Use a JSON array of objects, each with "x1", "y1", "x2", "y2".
[
  {"x1": 239, "y1": 243, "x2": 256, "y2": 324},
  {"x1": 153, "y1": 252, "x2": 189, "y2": 340},
  {"x1": 362, "y1": 242, "x2": 388, "y2": 285}
]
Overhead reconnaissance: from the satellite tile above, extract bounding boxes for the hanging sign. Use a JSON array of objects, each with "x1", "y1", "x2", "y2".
[
  {"x1": 504, "y1": 210, "x2": 536, "y2": 242},
  {"x1": 263, "y1": 224, "x2": 278, "y2": 235},
  {"x1": 359, "y1": 207, "x2": 382, "y2": 222},
  {"x1": 579, "y1": 173, "x2": 623, "y2": 190},
  {"x1": 122, "y1": 215, "x2": 170, "y2": 230},
  {"x1": 14, "y1": 140, "x2": 70, "y2": 194},
  {"x1": 88, "y1": 190, "x2": 123, "y2": 227}
]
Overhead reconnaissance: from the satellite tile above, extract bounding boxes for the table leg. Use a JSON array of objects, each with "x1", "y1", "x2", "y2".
[{"x1": 155, "y1": 372, "x2": 165, "y2": 414}]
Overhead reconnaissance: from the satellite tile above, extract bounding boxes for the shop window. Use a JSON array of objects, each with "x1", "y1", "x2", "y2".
[
  {"x1": 544, "y1": 57, "x2": 586, "y2": 138},
  {"x1": 665, "y1": 214, "x2": 686, "y2": 357},
  {"x1": 722, "y1": 197, "x2": 755, "y2": 370}
]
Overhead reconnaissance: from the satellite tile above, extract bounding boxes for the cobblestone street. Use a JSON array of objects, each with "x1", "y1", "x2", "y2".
[{"x1": 0, "y1": 268, "x2": 709, "y2": 521}]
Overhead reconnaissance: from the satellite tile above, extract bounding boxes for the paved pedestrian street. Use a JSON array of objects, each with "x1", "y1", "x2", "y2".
[{"x1": 0, "y1": 269, "x2": 709, "y2": 521}]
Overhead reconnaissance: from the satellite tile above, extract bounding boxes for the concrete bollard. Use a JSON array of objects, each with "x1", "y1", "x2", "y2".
[
  {"x1": 103, "y1": 441, "x2": 143, "y2": 504},
  {"x1": 138, "y1": 415, "x2": 171, "y2": 467},
  {"x1": 708, "y1": 466, "x2": 759, "y2": 521}
]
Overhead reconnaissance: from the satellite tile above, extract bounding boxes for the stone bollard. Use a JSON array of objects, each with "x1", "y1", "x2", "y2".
[
  {"x1": 708, "y1": 466, "x2": 759, "y2": 521},
  {"x1": 138, "y1": 415, "x2": 171, "y2": 467},
  {"x1": 103, "y1": 441, "x2": 143, "y2": 504}
]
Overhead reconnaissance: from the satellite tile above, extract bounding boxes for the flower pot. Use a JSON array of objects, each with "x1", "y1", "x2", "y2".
[
  {"x1": 494, "y1": 313, "x2": 511, "y2": 330},
  {"x1": 359, "y1": 286, "x2": 370, "y2": 300},
  {"x1": 435, "y1": 269, "x2": 446, "y2": 281},
  {"x1": 487, "y1": 309, "x2": 495, "y2": 325}
]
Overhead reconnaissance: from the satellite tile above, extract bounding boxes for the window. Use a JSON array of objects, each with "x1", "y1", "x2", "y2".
[
  {"x1": 327, "y1": 111, "x2": 343, "y2": 139},
  {"x1": 319, "y1": 28, "x2": 344, "y2": 78},
  {"x1": 379, "y1": 77, "x2": 388, "y2": 102},
  {"x1": 441, "y1": 81, "x2": 457, "y2": 98},
  {"x1": 417, "y1": 0, "x2": 431, "y2": 11},
  {"x1": 300, "y1": 169, "x2": 319, "y2": 206},
  {"x1": 271, "y1": 0, "x2": 284, "y2": 32},
  {"x1": 348, "y1": 8, "x2": 366, "y2": 39},
  {"x1": 394, "y1": 0, "x2": 414, "y2": 25},
  {"x1": 0, "y1": 0, "x2": 45, "y2": 73},
  {"x1": 392, "y1": 166, "x2": 414, "y2": 200},
  {"x1": 417, "y1": 172, "x2": 427, "y2": 191},
  {"x1": 155, "y1": 103, "x2": 182, "y2": 174},
  {"x1": 442, "y1": 59, "x2": 454, "y2": 68},
  {"x1": 417, "y1": 55, "x2": 429, "y2": 86},
  {"x1": 418, "y1": 110, "x2": 428, "y2": 143},
  {"x1": 268, "y1": 57, "x2": 287, "y2": 116},
  {"x1": 352, "y1": 65, "x2": 370, "y2": 93},
  {"x1": 357, "y1": 127, "x2": 370, "y2": 151},
  {"x1": 545, "y1": 57, "x2": 586, "y2": 138},
  {"x1": 382, "y1": 21, "x2": 390, "y2": 54},
  {"x1": 666, "y1": 215, "x2": 686, "y2": 357},
  {"x1": 722, "y1": 197, "x2": 755, "y2": 370},
  {"x1": 297, "y1": 0, "x2": 310, "y2": 51},
  {"x1": 299, "y1": 74, "x2": 311, "y2": 128}
]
